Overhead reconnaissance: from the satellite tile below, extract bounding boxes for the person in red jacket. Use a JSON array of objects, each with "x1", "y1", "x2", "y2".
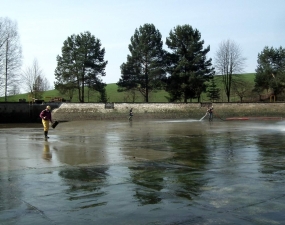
[{"x1": 39, "y1": 105, "x2": 53, "y2": 138}]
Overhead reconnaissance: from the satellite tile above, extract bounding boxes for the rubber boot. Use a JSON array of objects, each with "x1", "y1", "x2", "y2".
[{"x1": 44, "y1": 131, "x2": 49, "y2": 138}]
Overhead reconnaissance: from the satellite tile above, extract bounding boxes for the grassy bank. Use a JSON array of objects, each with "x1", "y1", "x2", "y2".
[{"x1": 1, "y1": 73, "x2": 258, "y2": 103}]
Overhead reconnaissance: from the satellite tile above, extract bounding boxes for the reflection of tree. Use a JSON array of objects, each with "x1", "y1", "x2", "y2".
[
  {"x1": 129, "y1": 163, "x2": 207, "y2": 205},
  {"x1": 163, "y1": 135, "x2": 209, "y2": 199},
  {"x1": 58, "y1": 167, "x2": 109, "y2": 208},
  {"x1": 175, "y1": 167, "x2": 204, "y2": 200},
  {"x1": 166, "y1": 135, "x2": 210, "y2": 168},
  {"x1": 255, "y1": 134, "x2": 285, "y2": 174},
  {"x1": 129, "y1": 165, "x2": 164, "y2": 205},
  {"x1": 59, "y1": 167, "x2": 108, "y2": 188},
  {"x1": 127, "y1": 132, "x2": 210, "y2": 205}
]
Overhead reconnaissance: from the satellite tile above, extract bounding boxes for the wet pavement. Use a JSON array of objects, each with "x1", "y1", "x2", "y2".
[{"x1": 0, "y1": 119, "x2": 285, "y2": 225}]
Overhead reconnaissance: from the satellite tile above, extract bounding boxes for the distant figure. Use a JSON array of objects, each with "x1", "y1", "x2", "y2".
[
  {"x1": 207, "y1": 106, "x2": 214, "y2": 121},
  {"x1": 129, "y1": 108, "x2": 133, "y2": 121},
  {"x1": 39, "y1": 105, "x2": 53, "y2": 139}
]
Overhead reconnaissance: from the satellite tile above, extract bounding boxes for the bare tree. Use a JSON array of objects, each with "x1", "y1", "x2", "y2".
[
  {"x1": 215, "y1": 39, "x2": 246, "y2": 102},
  {"x1": 0, "y1": 17, "x2": 22, "y2": 101},
  {"x1": 9, "y1": 84, "x2": 20, "y2": 95},
  {"x1": 22, "y1": 59, "x2": 51, "y2": 99},
  {"x1": 232, "y1": 79, "x2": 251, "y2": 102},
  {"x1": 0, "y1": 20, "x2": 8, "y2": 95},
  {"x1": 42, "y1": 77, "x2": 51, "y2": 92}
]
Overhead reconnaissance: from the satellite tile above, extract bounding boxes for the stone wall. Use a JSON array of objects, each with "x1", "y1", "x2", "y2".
[
  {"x1": 52, "y1": 102, "x2": 285, "y2": 121},
  {"x1": 214, "y1": 102, "x2": 285, "y2": 118},
  {"x1": 52, "y1": 103, "x2": 203, "y2": 121},
  {"x1": 1, "y1": 102, "x2": 285, "y2": 123}
]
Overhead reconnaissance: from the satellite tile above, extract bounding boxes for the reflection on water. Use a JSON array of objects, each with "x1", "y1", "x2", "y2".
[
  {"x1": 42, "y1": 142, "x2": 52, "y2": 161},
  {"x1": 1, "y1": 120, "x2": 285, "y2": 224},
  {"x1": 256, "y1": 132, "x2": 285, "y2": 175},
  {"x1": 59, "y1": 167, "x2": 108, "y2": 209},
  {"x1": 129, "y1": 162, "x2": 206, "y2": 206}
]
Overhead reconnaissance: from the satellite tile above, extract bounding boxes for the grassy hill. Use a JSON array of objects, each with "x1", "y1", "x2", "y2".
[{"x1": 0, "y1": 73, "x2": 257, "y2": 103}]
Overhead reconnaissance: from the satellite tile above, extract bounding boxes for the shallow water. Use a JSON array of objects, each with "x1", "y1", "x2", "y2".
[{"x1": 1, "y1": 119, "x2": 285, "y2": 224}]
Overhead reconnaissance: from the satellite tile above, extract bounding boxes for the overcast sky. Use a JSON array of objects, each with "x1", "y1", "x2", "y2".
[{"x1": 1, "y1": 0, "x2": 285, "y2": 87}]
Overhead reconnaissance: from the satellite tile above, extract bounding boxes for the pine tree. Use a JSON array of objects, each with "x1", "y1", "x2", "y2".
[
  {"x1": 55, "y1": 31, "x2": 108, "y2": 103},
  {"x1": 206, "y1": 78, "x2": 220, "y2": 102},
  {"x1": 117, "y1": 24, "x2": 166, "y2": 102},
  {"x1": 254, "y1": 46, "x2": 285, "y2": 99},
  {"x1": 165, "y1": 25, "x2": 214, "y2": 103}
]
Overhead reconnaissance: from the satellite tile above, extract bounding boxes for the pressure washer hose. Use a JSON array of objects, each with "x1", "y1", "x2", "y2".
[{"x1": 214, "y1": 112, "x2": 225, "y2": 121}]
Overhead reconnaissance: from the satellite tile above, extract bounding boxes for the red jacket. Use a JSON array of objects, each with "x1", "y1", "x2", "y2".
[{"x1": 40, "y1": 109, "x2": 52, "y2": 121}]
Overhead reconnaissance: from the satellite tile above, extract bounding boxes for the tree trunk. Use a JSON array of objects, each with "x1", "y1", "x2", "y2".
[
  {"x1": 145, "y1": 69, "x2": 149, "y2": 102},
  {"x1": 5, "y1": 40, "x2": 8, "y2": 102},
  {"x1": 81, "y1": 74, "x2": 85, "y2": 103}
]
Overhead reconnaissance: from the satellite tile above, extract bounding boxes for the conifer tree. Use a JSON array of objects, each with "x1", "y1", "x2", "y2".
[
  {"x1": 254, "y1": 46, "x2": 285, "y2": 99},
  {"x1": 55, "y1": 31, "x2": 108, "y2": 102},
  {"x1": 207, "y1": 78, "x2": 220, "y2": 102},
  {"x1": 165, "y1": 25, "x2": 214, "y2": 102},
  {"x1": 117, "y1": 24, "x2": 165, "y2": 102}
]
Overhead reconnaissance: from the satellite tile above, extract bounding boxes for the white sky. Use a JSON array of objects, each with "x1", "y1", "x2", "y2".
[{"x1": 1, "y1": 0, "x2": 285, "y2": 87}]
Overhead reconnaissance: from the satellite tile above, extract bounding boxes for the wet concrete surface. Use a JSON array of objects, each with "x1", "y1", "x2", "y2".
[{"x1": 1, "y1": 119, "x2": 285, "y2": 224}]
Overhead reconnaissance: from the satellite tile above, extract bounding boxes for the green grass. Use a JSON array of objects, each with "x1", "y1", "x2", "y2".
[
  {"x1": 106, "y1": 84, "x2": 170, "y2": 102},
  {"x1": 0, "y1": 73, "x2": 257, "y2": 103}
]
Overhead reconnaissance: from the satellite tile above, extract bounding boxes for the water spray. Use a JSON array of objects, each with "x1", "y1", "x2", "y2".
[{"x1": 199, "y1": 112, "x2": 208, "y2": 121}]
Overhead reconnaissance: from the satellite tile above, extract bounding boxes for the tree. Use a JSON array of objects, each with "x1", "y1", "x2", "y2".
[
  {"x1": 215, "y1": 39, "x2": 246, "y2": 102},
  {"x1": 164, "y1": 25, "x2": 214, "y2": 102},
  {"x1": 232, "y1": 79, "x2": 251, "y2": 102},
  {"x1": 22, "y1": 59, "x2": 51, "y2": 99},
  {"x1": 123, "y1": 88, "x2": 138, "y2": 102},
  {"x1": 117, "y1": 24, "x2": 165, "y2": 102},
  {"x1": 254, "y1": 46, "x2": 285, "y2": 99},
  {"x1": 55, "y1": 31, "x2": 108, "y2": 103},
  {"x1": 56, "y1": 82, "x2": 75, "y2": 102},
  {"x1": 0, "y1": 17, "x2": 22, "y2": 101},
  {"x1": 206, "y1": 78, "x2": 220, "y2": 102},
  {"x1": 9, "y1": 84, "x2": 20, "y2": 95}
]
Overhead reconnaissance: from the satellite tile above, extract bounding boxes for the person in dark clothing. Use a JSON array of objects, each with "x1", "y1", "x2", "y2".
[
  {"x1": 207, "y1": 106, "x2": 214, "y2": 121},
  {"x1": 39, "y1": 105, "x2": 53, "y2": 138},
  {"x1": 129, "y1": 108, "x2": 133, "y2": 121}
]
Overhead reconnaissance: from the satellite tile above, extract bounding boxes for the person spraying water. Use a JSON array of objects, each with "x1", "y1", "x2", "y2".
[
  {"x1": 207, "y1": 106, "x2": 214, "y2": 121},
  {"x1": 199, "y1": 106, "x2": 214, "y2": 121}
]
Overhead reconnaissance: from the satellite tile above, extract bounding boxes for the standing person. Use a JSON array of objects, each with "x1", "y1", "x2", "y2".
[
  {"x1": 207, "y1": 106, "x2": 214, "y2": 121},
  {"x1": 39, "y1": 105, "x2": 53, "y2": 138},
  {"x1": 129, "y1": 108, "x2": 133, "y2": 121}
]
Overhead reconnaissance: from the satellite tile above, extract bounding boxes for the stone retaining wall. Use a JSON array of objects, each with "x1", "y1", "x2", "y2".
[
  {"x1": 1, "y1": 102, "x2": 284, "y2": 123},
  {"x1": 213, "y1": 103, "x2": 285, "y2": 118},
  {"x1": 52, "y1": 103, "x2": 203, "y2": 121},
  {"x1": 52, "y1": 102, "x2": 285, "y2": 121}
]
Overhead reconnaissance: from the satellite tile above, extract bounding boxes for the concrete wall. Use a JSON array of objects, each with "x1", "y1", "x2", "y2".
[
  {"x1": 52, "y1": 103, "x2": 203, "y2": 121},
  {"x1": 0, "y1": 103, "x2": 62, "y2": 123},
  {"x1": 1, "y1": 102, "x2": 285, "y2": 122},
  {"x1": 211, "y1": 103, "x2": 285, "y2": 118},
  {"x1": 52, "y1": 102, "x2": 285, "y2": 121}
]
